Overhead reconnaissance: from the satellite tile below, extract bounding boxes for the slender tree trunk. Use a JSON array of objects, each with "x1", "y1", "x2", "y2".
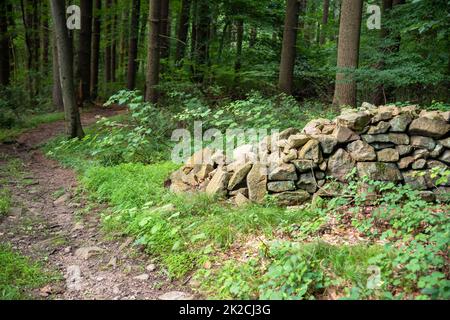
[
  {"x1": 320, "y1": 0, "x2": 329, "y2": 45},
  {"x1": 42, "y1": 1, "x2": 50, "y2": 73},
  {"x1": 332, "y1": 0, "x2": 363, "y2": 108},
  {"x1": 160, "y1": 0, "x2": 170, "y2": 60},
  {"x1": 50, "y1": 0, "x2": 84, "y2": 138},
  {"x1": 91, "y1": 0, "x2": 102, "y2": 99},
  {"x1": 190, "y1": 0, "x2": 198, "y2": 60},
  {"x1": 52, "y1": 32, "x2": 63, "y2": 110},
  {"x1": 111, "y1": 0, "x2": 118, "y2": 82},
  {"x1": 372, "y1": 0, "x2": 393, "y2": 106},
  {"x1": 105, "y1": 0, "x2": 113, "y2": 82},
  {"x1": 278, "y1": 0, "x2": 300, "y2": 95},
  {"x1": 234, "y1": 19, "x2": 244, "y2": 73},
  {"x1": 127, "y1": 0, "x2": 141, "y2": 90},
  {"x1": 175, "y1": 0, "x2": 191, "y2": 63},
  {"x1": 20, "y1": 0, "x2": 34, "y2": 96},
  {"x1": 217, "y1": 20, "x2": 229, "y2": 63},
  {"x1": 193, "y1": 0, "x2": 209, "y2": 83},
  {"x1": 145, "y1": 0, "x2": 162, "y2": 103},
  {"x1": 77, "y1": 0, "x2": 93, "y2": 104},
  {"x1": 0, "y1": 1, "x2": 10, "y2": 87}
]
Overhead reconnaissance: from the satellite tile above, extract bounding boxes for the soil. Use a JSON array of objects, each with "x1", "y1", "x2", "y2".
[{"x1": 0, "y1": 107, "x2": 196, "y2": 300}]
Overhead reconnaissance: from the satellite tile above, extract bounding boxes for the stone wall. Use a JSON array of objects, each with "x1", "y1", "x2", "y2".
[{"x1": 168, "y1": 104, "x2": 450, "y2": 206}]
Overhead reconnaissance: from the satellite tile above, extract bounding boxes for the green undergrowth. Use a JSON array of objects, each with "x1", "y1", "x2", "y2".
[
  {"x1": 0, "y1": 188, "x2": 11, "y2": 216},
  {"x1": 0, "y1": 245, "x2": 52, "y2": 300}
]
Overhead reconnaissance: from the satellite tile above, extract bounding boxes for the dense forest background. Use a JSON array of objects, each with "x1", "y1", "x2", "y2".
[{"x1": 0, "y1": 0, "x2": 449, "y2": 138}]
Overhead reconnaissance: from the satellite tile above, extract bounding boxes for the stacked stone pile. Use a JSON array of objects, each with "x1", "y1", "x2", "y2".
[{"x1": 168, "y1": 103, "x2": 450, "y2": 206}]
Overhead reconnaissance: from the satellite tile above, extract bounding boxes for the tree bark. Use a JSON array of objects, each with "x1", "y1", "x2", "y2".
[
  {"x1": 320, "y1": 0, "x2": 330, "y2": 45},
  {"x1": 332, "y1": 0, "x2": 363, "y2": 108},
  {"x1": 160, "y1": 0, "x2": 170, "y2": 60},
  {"x1": 0, "y1": 1, "x2": 10, "y2": 87},
  {"x1": 91, "y1": 0, "x2": 102, "y2": 99},
  {"x1": 127, "y1": 0, "x2": 141, "y2": 90},
  {"x1": 145, "y1": 0, "x2": 162, "y2": 103},
  {"x1": 105, "y1": 0, "x2": 113, "y2": 82},
  {"x1": 77, "y1": 0, "x2": 93, "y2": 104},
  {"x1": 193, "y1": 0, "x2": 209, "y2": 83},
  {"x1": 50, "y1": 0, "x2": 84, "y2": 138},
  {"x1": 175, "y1": 0, "x2": 191, "y2": 63},
  {"x1": 52, "y1": 32, "x2": 63, "y2": 110},
  {"x1": 111, "y1": 0, "x2": 118, "y2": 82},
  {"x1": 278, "y1": 0, "x2": 300, "y2": 95},
  {"x1": 42, "y1": 1, "x2": 50, "y2": 72},
  {"x1": 372, "y1": 0, "x2": 393, "y2": 106}
]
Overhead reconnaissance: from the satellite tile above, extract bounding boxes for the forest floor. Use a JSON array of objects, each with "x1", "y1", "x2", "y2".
[{"x1": 0, "y1": 107, "x2": 196, "y2": 300}]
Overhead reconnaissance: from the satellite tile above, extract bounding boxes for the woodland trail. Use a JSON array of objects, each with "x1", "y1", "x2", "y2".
[{"x1": 0, "y1": 107, "x2": 195, "y2": 300}]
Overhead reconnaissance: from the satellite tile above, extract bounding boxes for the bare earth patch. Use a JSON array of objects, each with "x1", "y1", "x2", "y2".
[{"x1": 0, "y1": 107, "x2": 195, "y2": 300}]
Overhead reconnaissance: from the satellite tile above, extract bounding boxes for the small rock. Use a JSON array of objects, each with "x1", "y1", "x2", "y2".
[
  {"x1": 146, "y1": 264, "x2": 157, "y2": 272},
  {"x1": 412, "y1": 159, "x2": 427, "y2": 170},
  {"x1": 54, "y1": 194, "x2": 70, "y2": 206},
  {"x1": 292, "y1": 160, "x2": 317, "y2": 173},
  {"x1": 267, "y1": 181, "x2": 296, "y2": 193},
  {"x1": 410, "y1": 136, "x2": 436, "y2": 151},
  {"x1": 272, "y1": 190, "x2": 311, "y2": 206},
  {"x1": 332, "y1": 126, "x2": 360, "y2": 143},
  {"x1": 396, "y1": 145, "x2": 413, "y2": 156},
  {"x1": 347, "y1": 140, "x2": 376, "y2": 162},
  {"x1": 357, "y1": 162, "x2": 403, "y2": 181},
  {"x1": 377, "y1": 149, "x2": 399, "y2": 162},
  {"x1": 74, "y1": 246, "x2": 104, "y2": 260},
  {"x1": 133, "y1": 274, "x2": 149, "y2": 281},
  {"x1": 298, "y1": 140, "x2": 323, "y2": 164},
  {"x1": 235, "y1": 193, "x2": 251, "y2": 207},
  {"x1": 268, "y1": 163, "x2": 297, "y2": 181},
  {"x1": 247, "y1": 163, "x2": 268, "y2": 203},
  {"x1": 158, "y1": 291, "x2": 194, "y2": 300},
  {"x1": 336, "y1": 111, "x2": 372, "y2": 131},
  {"x1": 327, "y1": 149, "x2": 355, "y2": 182},
  {"x1": 287, "y1": 134, "x2": 310, "y2": 149},
  {"x1": 367, "y1": 121, "x2": 390, "y2": 134},
  {"x1": 66, "y1": 265, "x2": 82, "y2": 291},
  {"x1": 389, "y1": 114, "x2": 413, "y2": 132},
  {"x1": 228, "y1": 163, "x2": 252, "y2": 190},
  {"x1": 206, "y1": 168, "x2": 230, "y2": 197}
]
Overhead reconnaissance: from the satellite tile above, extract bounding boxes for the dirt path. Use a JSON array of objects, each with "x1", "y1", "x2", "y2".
[{"x1": 0, "y1": 107, "x2": 195, "y2": 300}]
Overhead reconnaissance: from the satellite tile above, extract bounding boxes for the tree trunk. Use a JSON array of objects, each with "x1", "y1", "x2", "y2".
[
  {"x1": 111, "y1": 0, "x2": 118, "y2": 82},
  {"x1": 234, "y1": 19, "x2": 243, "y2": 73},
  {"x1": 42, "y1": 1, "x2": 50, "y2": 73},
  {"x1": 372, "y1": 0, "x2": 393, "y2": 106},
  {"x1": 175, "y1": 0, "x2": 191, "y2": 64},
  {"x1": 145, "y1": 0, "x2": 162, "y2": 103},
  {"x1": 193, "y1": 0, "x2": 209, "y2": 83},
  {"x1": 278, "y1": 0, "x2": 300, "y2": 95},
  {"x1": 52, "y1": 32, "x2": 63, "y2": 110},
  {"x1": 320, "y1": 0, "x2": 329, "y2": 45},
  {"x1": 50, "y1": 0, "x2": 84, "y2": 138},
  {"x1": 91, "y1": 0, "x2": 102, "y2": 99},
  {"x1": 0, "y1": 1, "x2": 10, "y2": 87},
  {"x1": 105, "y1": 0, "x2": 113, "y2": 82},
  {"x1": 77, "y1": 0, "x2": 93, "y2": 104},
  {"x1": 127, "y1": 0, "x2": 141, "y2": 90},
  {"x1": 190, "y1": 0, "x2": 198, "y2": 60},
  {"x1": 160, "y1": 0, "x2": 170, "y2": 60},
  {"x1": 332, "y1": 0, "x2": 363, "y2": 108}
]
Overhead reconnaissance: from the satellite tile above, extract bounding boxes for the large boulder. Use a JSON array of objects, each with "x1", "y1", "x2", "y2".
[
  {"x1": 327, "y1": 149, "x2": 355, "y2": 182},
  {"x1": 377, "y1": 148, "x2": 399, "y2": 162},
  {"x1": 357, "y1": 162, "x2": 403, "y2": 181},
  {"x1": 247, "y1": 163, "x2": 268, "y2": 203},
  {"x1": 298, "y1": 140, "x2": 323, "y2": 164},
  {"x1": 332, "y1": 126, "x2": 360, "y2": 143},
  {"x1": 268, "y1": 163, "x2": 297, "y2": 181},
  {"x1": 267, "y1": 181, "x2": 296, "y2": 192},
  {"x1": 272, "y1": 190, "x2": 311, "y2": 206},
  {"x1": 408, "y1": 117, "x2": 450, "y2": 138},
  {"x1": 206, "y1": 168, "x2": 230, "y2": 196},
  {"x1": 410, "y1": 136, "x2": 436, "y2": 151},
  {"x1": 336, "y1": 112, "x2": 372, "y2": 131},
  {"x1": 347, "y1": 140, "x2": 376, "y2": 161},
  {"x1": 389, "y1": 114, "x2": 413, "y2": 132},
  {"x1": 228, "y1": 163, "x2": 252, "y2": 190}
]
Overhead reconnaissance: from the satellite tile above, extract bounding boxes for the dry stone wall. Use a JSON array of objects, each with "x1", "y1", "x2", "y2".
[{"x1": 168, "y1": 103, "x2": 450, "y2": 206}]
